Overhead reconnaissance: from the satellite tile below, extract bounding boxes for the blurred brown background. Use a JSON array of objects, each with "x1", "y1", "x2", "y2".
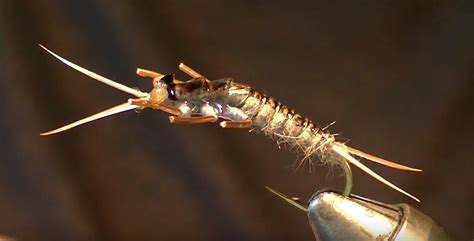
[{"x1": 0, "y1": 1, "x2": 473, "y2": 240}]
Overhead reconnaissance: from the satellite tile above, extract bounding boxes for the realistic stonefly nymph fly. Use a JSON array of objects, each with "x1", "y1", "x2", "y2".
[{"x1": 40, "y1": 45, "x2": 422, "y2": 202}]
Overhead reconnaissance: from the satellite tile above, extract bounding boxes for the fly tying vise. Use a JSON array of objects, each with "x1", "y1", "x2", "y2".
[{"x1": 40, "y1": 45, "x2": 422, "y2": 202}]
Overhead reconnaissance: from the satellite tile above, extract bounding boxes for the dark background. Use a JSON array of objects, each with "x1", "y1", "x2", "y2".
[{"x1": 0, "y1": 1, "x2": 473, "y2": 241}]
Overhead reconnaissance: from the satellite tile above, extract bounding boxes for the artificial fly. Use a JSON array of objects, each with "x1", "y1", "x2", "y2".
[{"x1": 40, "y1": 45, "x2": 422, "y2": 202}]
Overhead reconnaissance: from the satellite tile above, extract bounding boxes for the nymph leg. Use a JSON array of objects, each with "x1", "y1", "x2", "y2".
[
  {"x1": 136, "y1": 68, "x2": 184, "y2": 84},
  {"x1": 129, "y1": 99, "x2": 182, "y2": 116},
  {"x1": 169, "y1": 115, "x2": 218, "y2": 124},
  {"x1": 136, "y1": 68, "x2": 162, "y2": 78},
  {"x1": 179, "y1": 63, "x2": 204, "y2": 78},
  {"x1": 220, "y1": 119, "x2": 252, "y2": 128}
]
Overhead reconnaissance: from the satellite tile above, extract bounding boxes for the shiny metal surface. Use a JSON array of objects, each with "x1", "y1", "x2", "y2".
[
  {"x1": 307, "y1": 191, "x2": 452, "y2": 241},
  {"x1": 0, "y1": 235, "x2": 15, "y2": 241}
]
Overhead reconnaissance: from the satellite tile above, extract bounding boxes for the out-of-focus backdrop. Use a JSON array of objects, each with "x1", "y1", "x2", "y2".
[{"x1": 0, "y1": 1, "x2": 472, "y2": 241}]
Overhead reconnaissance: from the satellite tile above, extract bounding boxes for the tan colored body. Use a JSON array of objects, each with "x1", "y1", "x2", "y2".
[{"x1": 39, "y1": 45, "x2": 422, "y2": 202}]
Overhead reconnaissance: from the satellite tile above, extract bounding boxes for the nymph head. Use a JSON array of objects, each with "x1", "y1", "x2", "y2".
[{"x1": 149, "y1": 74, "x2": 177, "y2": 103}]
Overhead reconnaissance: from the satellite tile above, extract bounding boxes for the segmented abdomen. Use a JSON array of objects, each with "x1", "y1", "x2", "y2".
[{"x1": 237, "y1": 87, "x2": 336, "y2": 164}]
